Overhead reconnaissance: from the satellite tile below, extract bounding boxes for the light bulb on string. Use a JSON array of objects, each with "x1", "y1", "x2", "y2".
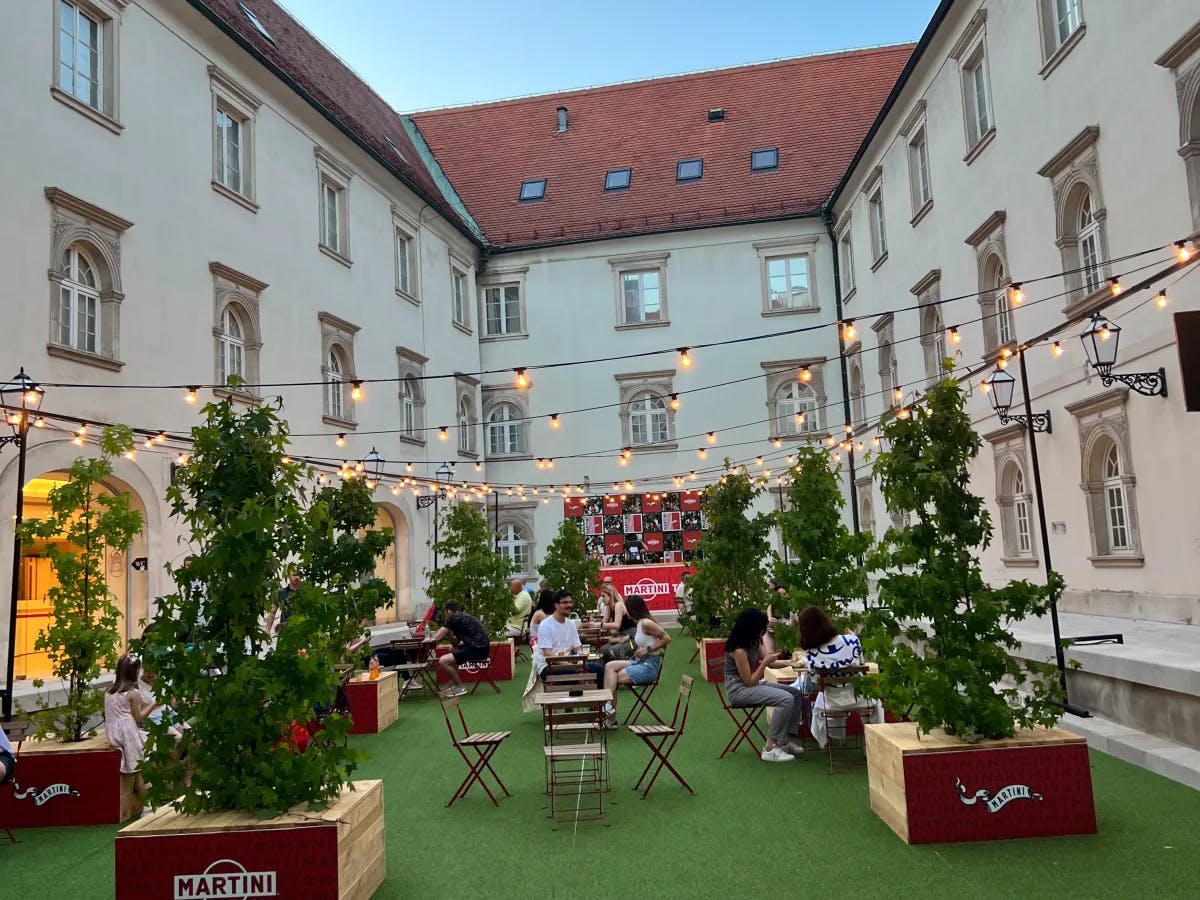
[
  {"x1": 845, "y1": 424, "x2": 853, "y2": 435},
  {"x1": 795, "y1": 412, "x2": 806, "y2": 427},
  {"x1": 798, "y1": 367, "x2": 813, "y2": 383},
  {"x1": 697, "y1": 448, "x2": 708, "y2": 460},
  {"x1": 546, "y1": 458, "x2": 555, "y2": 469},
  {"x1": 438, "y1": 426, "x2": 449, "y2": 442},
  {"x1": 898, "y1": 407, "x2": 910, "y2": 420},
  {"x1": 688, "y1": 471, "x2": 697, "y2": 481},
  {"x1": 124, "y1": 449, "x2": 136, "y2": 461},
  {"x1": 677, "y1": 347, "x2": 693, "y2": 368},
  {"x1": 176, "y1": 452, "x2": 189, "y2": 466},
  {"x1": 857, "y1": 441, "x2": 864, "y2": 452},
  {"x1": 514, "y1": 368, "x2": 531, "y2": 389},
  {"x1": 669, "y1": 394, "x2": 681, "y2": 411},
  {"x1": 336, "y1": 433, "x2": 346, "y2": 448},
  {"x1": 1109, "y1": 278, "x2": 1121, "y2": 297},
  {"x1": 185, "y1": 386, "x2": 199, "y2": 405},
  {"x1": 825, "y1": 436, "x2": 835, "y2": 447},
  {"x1": 754, "y1": 456, "x2": 763, "y2": 466},
  {"x1": 786, "y1": 454, "x2": 795, "y2": 465},
  {"x1": 841, "y1": 320, "x2": 857, "y2": 341},
  {"x1": 405, "y1": 462, "x2": 414, "y2": 473},
  {"x1": 549, "y1": 413, "x2": 561, "y2": 429},
  {"x1": 474, "y1": 462, "x2": 482, "y2": 472},
  {"x1": 771, "y1": 437, "x2": 782, "y2": 449},
  {"x1": 948, "y1": 326, "x2": 962, "y2": 345},
  {"x1": 281, "y1": 455, "x2": 291, "y2": 465},
  {"x1": 154, "y1": 432, "x2": 167, "y2": 444},
  {"x1": 350, "y1": 381, "x2": 363, "y2": 402},
  {"x1": 706, "y1": 431, "x2": 717, "y2": 444},
  {"x1": 624, "y1": 480, "x2": 633, "y2": 491},
  {"x1": 1052, "y1": 341, "x2": 1064, "y2": 357},
  {"x1": 32, "y1": 417, "x2": 45, "y2": 429},
  {"x1": 1156, "y1": 290, "x2": 1169, "y2": 310},
  {"x1": 391, "y1": 485, "x2": 401, "y2": 496},
  {"x1": 893, "y1": 387, "x2": 903, "y2": 403},
  {"x1": 143, "y1": 436, "x2": 154, "y2": 450},
  {"x1": 1008, "y1": 283, "x2": 1024, "y2": 306},
  {"x1": 872, "y1": 435, "x2": 880, "y2": 447},
  {"x1": 1176, "y1": 241, "x2": 1193, "y2": 263}
]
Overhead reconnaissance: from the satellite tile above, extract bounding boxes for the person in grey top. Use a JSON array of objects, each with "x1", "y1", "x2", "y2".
[{"x1": 724, "y1": 608, "x2": 808, "y2": 762}]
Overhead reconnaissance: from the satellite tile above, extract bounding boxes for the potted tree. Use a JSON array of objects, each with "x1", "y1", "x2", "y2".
[
  {"x1": 425, "y1": 502, "x2": 517, "y2": 684},
  {"x1": 0, "y1": 427, "x2": 142, "y2": 828},
  {"x1": 114, "y1": 400, "x2": 386, "y2": 898},
  {"x1": 539, "y1": 518, "x2": 601, "y2": 608},
  {"x1": 682, "y1": 462, "x2": 775, "y2": 682},
  {"x1": 862, "y1": 374, "x2": 1094, "y2": 844}
]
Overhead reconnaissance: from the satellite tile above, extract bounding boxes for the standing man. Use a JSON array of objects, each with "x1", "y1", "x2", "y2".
[
  {"x1": 505, "y1": 578, "x2": 532, "y2": 639},
  {"x1": 431, "y1": 600, "x2": 491, "y2": 698},
  {"x1": 675, "y1": 571, "x2": 693, "y2": 617},
  {"x1": 532, "y1": 589, "x2": 582, "y2": 681},
  {"x1": 267, "y1": 572, "x2": 301, "y2": 635}
]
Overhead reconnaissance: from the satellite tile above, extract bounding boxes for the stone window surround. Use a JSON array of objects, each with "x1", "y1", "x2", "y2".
[
  {"x1": 495, "y1": 499, "x2": 538, "y2": 577},
  {"x1": 315, "y1": 146, "x2": 353, "y2": 266},
  {"x1": 395, "y1": 345, "x2": 428, "y2": 447},
  {"x1": 319, "y1": 311, "x2": 359, "y2": 429},
  {"x1": 615, "y1": 370, "x2": 677, "y2": 450},
  {"x1": 208, "y1": 65, "x2": 261, "y2": 212},
  {"x1": 391, "y1": 205, "x2": 420, "y2": 304},
  {"x1": 482, "y1": 385, "x2": 532, "y2": 460},
  {"x1": 210, "y1": 262, "x2": 266, "y2": 401},
  {"x1": 836, "y1": 217, "x2": 856, "y2": 302},
  {"x1": 1035, "y1": 0, "x2": 1087, "y2": 78},
  {"x1": 855, "y1": 475, "x2": 875, "y2": 537},
  {"x1": 753, "y1": 235, "x2": 820, "y2": 317},
  {"x1": 899, "y1": 100, "x2": 934, "y2": 225},
  {"x1": 872, "y1": 313, "x2": 899, "y2": 410},
  {"x1": 847, "y1": 344, "x2": 866, "y2": 427},
  {"x1": 965, "y1": 210, "x2": 1016, "y2": 359},
  {"x1": 449, "y1": 250, "x2": 473, "y2": 334},
  {"x1": 1157, "y1": 21, "x2": 1200, "y2": 232},
  {"x1": 862, "y1": 166, "x2": 888, "y2": 270},
  {"x1": 761, "y1": 357, "x2": 827, "y2": 439},
  {"x1": 911, "y1": 269, "x2": 944, "y2": 387},
  {"x1": 1038, "y1": 125, "x2": 1111, "y2": 318},
  {"x1": 478, "y1": 264, "x2": 529, "y2": 341},
  {"x1": 45, "y1": 186, "x2": 132, "y2": 371},
  {"x1": 51, "y1": 0, "x2": 128, "y2": 134},
  {"x1": 983, "y1": 423, "x2": 1039, "y2": 567},
  {"x1": 609, "y1": 250, "x2": 670, "y2": 330},
  {"x1": 1065, "y1": 387, "x2": 1144, "y2": 567},
  {"x1": 455, "y1": 372, "x2": 479, "y2": 459},
  {"x1": 949, "y1": 8, "x2": 996, "y2": 165}
]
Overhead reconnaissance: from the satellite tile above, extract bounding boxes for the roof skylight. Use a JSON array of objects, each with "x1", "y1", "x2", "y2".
[
  {"x1": 676, "y1": 158, "x2": 703, "y2": 183},
  {"x1": 519, "y1": 179, "x2": 547, "y2": 201},
  {"x1": 604, "y1": 168, "x2": 632, "y2": 192},
  {"x1": 751, "y1": 148, "x2": 779, "y2": 171},
  {"x1": 237, "y1": 3, "x2": 274, "y2": 42}
]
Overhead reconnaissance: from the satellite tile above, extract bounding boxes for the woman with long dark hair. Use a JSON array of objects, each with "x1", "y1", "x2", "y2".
[
  {"x1": 529, "y1": 588, "x2": 557, "y2": 649},
  {"x1": 724, "y1": 608, "x2": 807, "y2": 762},
  {"x1": 105, "y1": 654, "x2": 157, "y2": 805},
  {"x1": 599, "y1": 595, "x2": 671, "y2": 727},
  {"x1": 796, "y1": 605, "x2": 882, "y2": 748}
]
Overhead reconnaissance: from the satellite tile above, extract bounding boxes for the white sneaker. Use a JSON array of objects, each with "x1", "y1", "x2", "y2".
[
  {"x1": 781, "y1": 741, "x2": 806, "y2": 755},
  {"x1": 760, "y1": 746, "x2": 795, "y2": 763}
]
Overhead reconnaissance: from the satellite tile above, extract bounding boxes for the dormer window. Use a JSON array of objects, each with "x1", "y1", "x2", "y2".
[
  {"x1": 605, "y1": 168, "x2": 632, "y2": 192},
  {"x1": 676, "y1": 159, "x2": 703, "y2": 183},
  {"x1": 519, "y1": 179, "x2": 546, "y2": 202},
  {"x1": 751, "y1": 148, "x2": 779, "y2": 171},
  {"x1": 237, "y1": 3, "x2": 273, "y2": 42}
]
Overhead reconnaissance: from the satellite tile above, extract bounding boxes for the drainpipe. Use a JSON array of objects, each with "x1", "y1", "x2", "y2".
[{"x1": 823, "y1": 208, "x2": 860, "y2": 532}]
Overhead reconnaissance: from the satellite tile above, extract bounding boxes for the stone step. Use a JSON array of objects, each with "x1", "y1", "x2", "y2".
[{"x1": 1059, "y1": 709, "x2": 1200, "y2": 792}]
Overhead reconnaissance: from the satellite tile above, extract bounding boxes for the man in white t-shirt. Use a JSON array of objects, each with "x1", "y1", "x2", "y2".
[{"x1": 533, "y1": 589, "x2": 582, "y2": 680}]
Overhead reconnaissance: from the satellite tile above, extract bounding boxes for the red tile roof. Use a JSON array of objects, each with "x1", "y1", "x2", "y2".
[
  {"x1": 189, "y1": 0, "x2": 478, "y2": 241},
  {"x1": 411, "y1": 46, "x2": 914, "y2": 251}
]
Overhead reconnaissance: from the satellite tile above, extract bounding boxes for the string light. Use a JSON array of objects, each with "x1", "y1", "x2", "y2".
[
  {"x1": 706, "y1": 431, "x2": 717, "y2": 444},
  {"x1": 754, "y1": 456, "x2": 763, "y2": 466},
  {"x1": 669, "y1": 394, "x2": 681, "y2": 411},
  {"x1": 795, "y1": 412, "x2": 806, "y2": 426},
  {"x1": 897, "y1": 407, "x2": 910, "y2": 420},
  {"x1": 624, "y1": 480, "x2": 633, "y2": 491},
  {"x1": 1176, "y1": 241, "x2": 1192, "y2": 263},
  {"x1": 688, "y1": 471, "x2": 697, "y2": 481},
  {"x1": 366, "y1": 479, "x2": 377, "y2": 490},
  {"x1": 474, "y1": 462, "x2": 482, "y2": 472},
  {"x1": 1156, "y1": 290, "x2": 1169, "y2": 309},
  {"x1": 281, "y1": 456, "x2": 291, "y2": 465},
  {"x1": 143, "y1": 436, "x2": 154, "y2": 449},
  {"x1": 350, "y1": 381, "x2": 363, "y2": 401},
  {"x1": 336, "y1": 433, "x2": 346, "y2": 448},
  {"x1": 438, "y1": 426, "x2": 449, "y2": 441},
  {"x1": 872, "y1": 435, "x2": 880, "y2": 447},
  {"x1": 677, "y1": 347, "x2": 693, "y2": 368},
  {"x1": 798, "y1": 367, "x2": 813, "y2": 383},
  {"x1": 786, "y1": 454, "x2": 795, "y2": 465},
  {"x1": 546, "y1": 458, "x2": 555, "y2": 469},
  {"x1": 1109, "y1": 277, "x2": 1122, "y2": 297},
  {"x1": 124, "y1": 449, "x2": 136, "y2": 461},
  {"x1": 185, "y1": 386, "x2": 199, "y2": 405},
  {"x1": 770, "y1": 437, "x2": 782, "y2": 448},
  {"x1": 176, "y1": 452, "x2": 189, "y2": 466},
  {"x1": 617, "y1": 453, "x2": 629, "y2": 466},
  {"x1": 948, "y1": 326, "x2": 962, "y2": 345},
  {"x1": 697, "y1": 448, "x2": 708, "y2": 460},
  {"x1": 33, "y1": 417, "x2": 45, "y2": 428},
  {"x1": 841, "y1": 320, "x2": 857, "y2": 341},
  {"x1": 845, "y1": 424, "x2": 853, "y2": 435},
  {"x1": 1008, "y1": 283, "x2": 1024, "y2": 305},
  {"x1": 825, "y1": 436, "x2": 835, "y2": 447},
  {"x1": 1052, "y1": 341, "x2": 1064, "y2": 357},
  {"x1": 72, "y1": 431, "x2": 84, "y2": 447},
  {"x1": 405, "y1": 462, "x2": 414, "y2": 473},
  {"x1": 893, "y1": 387, "x2": 903, "y2": 402},
  {"x1": 514, "y1": 368, "x2": 531, "y2": 389},
  {"x1": 980, "y1": 380, "x2": 991, "y2": 395},
  {"x1": 549, "y1": 413, "x2": 561, "y2": 429},
  {"x1": 391, "y1": 485, "x2": 401, "y2": 496}
]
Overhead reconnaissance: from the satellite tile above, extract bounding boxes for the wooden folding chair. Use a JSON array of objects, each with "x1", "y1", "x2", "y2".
[
  {"x1": 815, "y1": 665, "x2": 874, "y2": 774},
  {"x1": 543, "y1": 698, "x2": 608, "y2": 824},
  {"x1": 623, "y1": 654, "x2": 666, "y2": 725},
  {"x1": 713, "y1": 682, "x2": 767, "y2": 759},
  {"x1": 1, "y1": 720, "x2": 31, "y2": 844},
  {"x1": 439, "y1": 695, "x2": 510, "y2": 807},
  {"x1": 629, "y1": 675, "x2": 695, "y2": 798},
  {"x1": 542, "y1": 654, "x2": 594, "y2": 693}
]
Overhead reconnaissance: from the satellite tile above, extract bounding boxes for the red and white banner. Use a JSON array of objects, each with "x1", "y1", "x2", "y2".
[{"x1": 599, "y1": 564, "x2": 695, "y2": 612}]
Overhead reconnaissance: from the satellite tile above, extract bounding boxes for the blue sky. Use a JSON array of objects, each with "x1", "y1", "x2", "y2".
[{"x1": 276, "y1": 0, "x2": 940, "y2": 111}]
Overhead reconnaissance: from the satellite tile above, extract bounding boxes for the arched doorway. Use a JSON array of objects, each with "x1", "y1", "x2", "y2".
[
  {"x1": 14, "y1": 470, "x2": 148, "y2": 680},
  {"x1": 372, "y1": 504, "x2": 412, "y2": 623}
]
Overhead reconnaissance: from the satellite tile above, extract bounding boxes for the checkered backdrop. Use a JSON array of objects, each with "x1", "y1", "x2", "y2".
[{"x1": 563, "y1": 491, "x2": 706, "y2": 564}]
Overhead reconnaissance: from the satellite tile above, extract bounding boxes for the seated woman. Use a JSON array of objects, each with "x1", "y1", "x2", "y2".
[
  {"x1": 105, "y1": 654, "x2": 158, "y2": 808},
  {"x1": 529, "y1": 589, "x2": 556, "y2": 650},
  {"x1": 599, "y1": 583, "x2": 636, "y2": 638},
  {"x1": 797, "y1": 605, "x2": 883, "y2": 748},
  {"x1": 600, "y1": 596, "x2": 670, "y2": 727},
  {"x1": 724, "y1": 608, "x2": 808, "y2": 762}
]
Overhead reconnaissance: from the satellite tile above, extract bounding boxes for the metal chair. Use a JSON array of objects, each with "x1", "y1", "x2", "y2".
[
  {"x1": 439, "y1": 695, "x2": 510, "y2": 807},
  {"x1": 713, "y1": 682, "x2": 767, "y2": 759},
  {"x1": 629, "y1": 675, "x2": 695, "y2": 798},
  {"x1": 814, "y1": 665, "x2": 877, "y2": 774},
  {"x1": 622, "y1": 653, "x2": 666, "y2": 725}
]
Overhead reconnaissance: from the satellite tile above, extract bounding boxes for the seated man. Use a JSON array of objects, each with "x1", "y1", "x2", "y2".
[
  {"x1": 431, "y1": 601, "x2": 491, "y2": 698},
  {"x1": 0, "y1": 722, "x2": 16, "y2": 787},
  {"x1": 532, "y1": 589, "x2": 582, "y2": 681},
  {"x1": 504, "y1": 578, "x2": 533, "y2": 640}
]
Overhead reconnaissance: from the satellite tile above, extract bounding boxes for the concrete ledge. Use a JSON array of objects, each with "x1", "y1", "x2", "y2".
[{"x1": 1060, "y1": 712, "x2": 1200, "y2": 792}]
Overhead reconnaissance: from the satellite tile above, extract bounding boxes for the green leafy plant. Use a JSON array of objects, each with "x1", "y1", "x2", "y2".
[
  {"x1": 17, "y1": 426, "x2": 142, "y2": 743},
  {"x1": 539, "y1": 518, "x2": 600, "y2": 602},
  {"x1": 862, "y1": 373, "x2": 1064, "y2": 741},
  {"x1": 681, "y1": 461, "x2": 775, "y2": 639},
  {"x1": 140, "y1": 400, "x2": 385, "y2": 814},
  {"x1": 774, "y1": 446, "x2": 873, "y2": 652},
  {"x1": 425, "y1": 502, "x2": 514, "y2": 637}
]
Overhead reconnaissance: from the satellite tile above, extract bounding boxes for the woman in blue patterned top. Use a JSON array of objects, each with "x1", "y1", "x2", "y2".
[{"x1": 797, "y1": 605, "x2": 882, "y2": 747}]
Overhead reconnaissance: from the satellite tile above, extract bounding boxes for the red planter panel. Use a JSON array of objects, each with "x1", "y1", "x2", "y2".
[
  {"x1": 902, "y1": 743, "x2": 1097, "y2": 843},
  {"x1": 115, "y1": 823, "x2": 337, "y2": 898},
  {"x1": 433, "y1": 641, "x2": 514, "y2": 684},
  {"x1": 0, "y1": 745, "x2": 122, "y2": 828}
]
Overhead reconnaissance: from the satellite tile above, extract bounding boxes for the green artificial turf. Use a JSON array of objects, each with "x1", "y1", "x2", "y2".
[{"x1": 4, "y1": 636, "x2": 1199, "y2": 899}]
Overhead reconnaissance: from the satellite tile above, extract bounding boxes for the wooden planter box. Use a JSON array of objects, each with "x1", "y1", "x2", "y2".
[
  {"x1": 0, "y1": 733, "x2": 126, "y2": 827},
  {"x1": 697, "y1": 638, "x2": 725, "y2": 684},
  {"x1": 866, "y1": 722, "x2": 1096, "y2": 844},
  {"x1": 345, "y1": 670, "x2": 399, "y2": 735},
  {"x1": 114, "y1": 779, "x2": 385, "y2": 899},
  {"x1": 433, "y1": 640, "x2": 515, "y2": 685}
]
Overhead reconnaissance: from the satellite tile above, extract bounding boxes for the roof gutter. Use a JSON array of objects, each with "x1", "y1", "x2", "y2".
[
  {"x1": 184, "y1": 0, "x2": 485, "y2": 251},
  {"x1": 822, "y1": 0, "x2": 956, "y2": 216}
]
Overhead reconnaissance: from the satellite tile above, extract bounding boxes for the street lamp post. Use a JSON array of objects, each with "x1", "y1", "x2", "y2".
[
  {"x1": 982, "y1": 367, "x2": 1052, "y2": 433},
  {"x1": 417, "y1": 462, "x2": 453, "y2": 571},
  {"x1": 1079, "y1": 314, "x2": 1168, "y2": 397},
  {"x1": 362, "y1": 447, "x2": 384, "y2": 489},
  {"x1": 1, "y1": 368, "x2": 46, "y2": 721}
]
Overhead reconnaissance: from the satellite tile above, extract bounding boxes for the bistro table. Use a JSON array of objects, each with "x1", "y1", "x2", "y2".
[
  {"x1": 534, "y1": 688, "x2": 614, "y2": 825},
  {"x1": 385, "y1": 633, "x2": 441, "y2": 699}
]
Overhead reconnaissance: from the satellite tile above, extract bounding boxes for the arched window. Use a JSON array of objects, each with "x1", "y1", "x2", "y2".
[
  {"x1": 218, "y1": 305, "x2": 245, "y2": 385},
  {"x1": 850, "y1": 362, "x2": 865, "y2": 426},
  {"x1": 776, "y1": 382, "x2": 819, "y2": 435},
  {"x1": 859, "y1": 492, "x2": 875, "y2": 537},
  {"x1": 400, "y1": 378, "x2": 418, "y2": 437},
  {"x1": 629, "y1": 392, "x2": 668, "y2": 445},
  {"x1": 458, "y1": 397, "x2": 473, "y2": 453},
  {"x1": 58, "y1": 244, "x2": 99, "y2": 353},
  {"x1": 921, "y1": 305, "x2": 945, "y2": 383},
  {"x1": 1077, "y1": 188, "x2": 1104, "y2": 294},
  {"x1": 989, "y1": 257, "x2": 1013, "y2": 347},
  {"x1": 1012, "y1": 467, "x2": 1032, "y2": 556},
  {"x1": 487, "y1": 402, "x2": 524, "y2": 455},
  {"x1": 326, "y1": 348, "x2": 345, "y2": 420},
  {"x1": 879, "y1": 340, "x2": 900, "y2": 408},
  {"x1": 1102, "y1": 442, "x2": 1130, "y2": 551},
  {"x1": 496, "y1": 523, "x2": 530, "y2": 573}
]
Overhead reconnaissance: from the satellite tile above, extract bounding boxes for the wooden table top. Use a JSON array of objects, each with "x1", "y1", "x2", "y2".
[{"x1": 533, "y1": 689, "x2": 613, "y2": 708}]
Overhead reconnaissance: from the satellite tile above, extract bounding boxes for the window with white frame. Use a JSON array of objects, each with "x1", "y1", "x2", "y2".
[
  {"x1": 868, "y1": 187, "x2": 887, "y2": 262},
  {"x1": 1040, "y1": 0, "x2": 1083, "y2": 60},
  {"x1": 951, "y1": 12, "x2": 994, "y2": 158},
  {"x1": 615, "y1": 371, "x2": 677, "y2": 448},
  {"x1": 209, "y1": 67, "x2": 260, "y2": 207},
  {"x1": 1013, "y1": 467, "x2": 1033, "y2": 556},
  {"x1": 850, "y1": 359, "x2": 866, "y2": 426},
  {"x1": 765, "y1": 255, "x2": 812, "y2": 311},
  {"x1": 452, "y1": 268, "x2": 469, "y2": 328},
  {"x1": 775, "y1": 382, "x2": 820, "y2": 435},
  {"x1": 497, "y1": 523, "x2": 531, "y2": 573},
  {"x1": 908, "y1": 127, "x2": 932, "y2": 212},
  {"x1": 320, "y1": 312, "x2": 359, "y2": 426},
  {"x1": 859, "y1": 491, "x2": 875, "y2": 538},
  {"x1": 483, "y1": 284, "x2": 523, "y2": 336},
  {"x1": 839, "y1": 227, "x2": 855, "y2": 297},
  {"x1": 215, "y1": 108, "x2": 244, "y2": 194},
  {"x1": 58, "y1": 245, "x2": 99, "y2": 354},
  {"x1": 218, "y1": 305, "x2": 245, "y2": 385},
  {"x1": 457, "y1": 395, "x2": 475, "y2": 454},
  {"x1": 54, "y1": 0, "x2": 125, "y2": 127},
  {"x1": 487, "y1": 402, "x2": 526, "y2": 456},
  {"x1": 315, "y1": 148, "x2": 351, "y2": 261},
  {"x1": 1102, "y1": 443, "x2": 1130, "y2": 551},
  {"x1": 396, "y1": 346, "x2": 427, "y2": 442},
  {"x1": 1076, "y1": 189, "x2": 1104, "y2": 293},
  {"x1": 997, "y1": 458, "x2": 1036, "y2": 561},
  {"x1": 967, "y1": 212, "x2": 1013, "y2": 355},
  {"x1": 1069, "y1": 390, "x2": 1142, "y2": 564},
  {"x1": 920, "y1": 304, "x2": 945, "y2": 385},
  {"x1": 878, "y1": 337, "x2": 900, "y2": 408},
  {"x1": 210, "y1": 263, "x2": 264, "y2": 397},
  {"x1": 1039, "y1": 127, "x2": 1110, "y2": 312},
  {"x1": 629, "y1": 393, "x2": 669, "y2": 446},
  {"x1": 321, "y1": 180, "x2": 344, "y2": 253},
  {"x1": 621, "y1": 271, "x2": 662, "y2": 324},
  {"x1": 326, "y1": 348, "x2": 346, "y2": 420},
  {"x1": 993, "y1": 259, "x2": 1014, "y2": 347},
  {"x1": 400, "y1": 378, "x2": 418, "y2": 437},
  {"x1": 395, "y1": 230, "x2": 412, "y2": 295}
]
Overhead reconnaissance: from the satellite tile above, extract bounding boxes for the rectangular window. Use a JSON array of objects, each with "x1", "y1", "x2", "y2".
[
  {"x1": 621, "y1": 271, "x2": 662, "y2": 324},
  {"x1": 751, "y1": 148, "x2": 779, "y2": 171},
  {"x1": 839, "y1": 232, "x2": 855, "y2": 295},
  {"x1": 395, "y1": 230, "x2": 411, "y2": 295},
  {"x1": 215, "y1": 107, "x2": 243, "y2": 194},
  {"x1": 484, "y1": 284, "x2": 522, "y2": 336},
  {"x1": 1053, "y1": 0, "x2": 1081, "y2": 48},
  {"x1": 59, "y1": 287, "x2": 97, "y2": 353},
  {"x1": 58, "y1": 1, "x2": 102, "y2": 110},
  {"x1": 1015, "y1": 497, "x2": 1032, "y2": 554},
  {"x1": 321, "y1": 179, "x2": 342, "y2": 253},
  {"x1": 908, "y1": 128, "x2": 932, "y2": 209},
  {"x1": 519, "y1": 179, "x2": 546, "y2": 201},
  {"x1": 1106, "y1": 484, "x2": 1129, "y2": 550},
  {"x1": 676, "y1": 159, "x2": 703, "y2": 182},
  {"x1": 765, "y1": 256, "x2": 811, "y2": 310},
  {"x1": 964, "y1": 50, "x2": 992, "y2": 145},
  {"x1": 868, "y1": 189, "x2": 887, "y2": 261},
  {"x1": 453, "y1": 270, "x2": 468, "y2": 327},
  {"x1": 604, "y1": 168, "x2": 631, "y2": 191}
]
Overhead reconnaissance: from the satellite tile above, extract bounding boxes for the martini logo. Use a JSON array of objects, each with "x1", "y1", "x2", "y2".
[
  {"x1": 955, "y1": 777, "x2": 1044, "y2": 813},
  {"x1": 174, "y1": 859, "x2": 277, "y2": 899},
  {"x1": 629, "y1": 577, "x2": 671, "y2": 598},
  {"x1": 12, "y1": 781, "x2": 80, "y2": 806}
]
